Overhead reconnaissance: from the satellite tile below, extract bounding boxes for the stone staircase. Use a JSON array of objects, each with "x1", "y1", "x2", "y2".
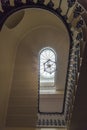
[{"x1": 0, "y1": 0, "x2": 86, "y2": 128}]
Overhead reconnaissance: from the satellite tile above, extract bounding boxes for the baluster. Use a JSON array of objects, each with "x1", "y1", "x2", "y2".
[
  {"x1": 65, "y1": 41, "x2": 80, "y2": 125},
  {"x1": 37, "y1": 0, "x2": 44, "y2": 5},
  {"x1": 0, "y1": 11, "x2": 3, "y2": 20},
  {"x1": 50, "y1": 119, "x2": 53, "y2": 125},
  {"x1": 58, "y1": 0, "x2": 62, "y2": 9},
  {"x1": 1, "y1": 0, "x2": 12, "y2": 12},
  {"x1": 65, "y1": 7, "x2": 70, "y2": 19},
  {"x1": 71, "y1": 4, "x2": 84, "y2": 24},
  {"x1": 38, "y1": 119, "x2": 41, "y2": 125},
  {"x1": 58, "y1": 119, "x2": 61, "y2": 126},
  {"x1": 64, "y1": 0, "x2": 76, "y2": 19},
  {"x1": 76, "y1": 19, "x2": 84, "y2": 29},
  {"x1": 62, "y1": 120, "x2": 65, "y2": 126},
  {"x1": 47, "y1": 0, "x2": 54, "y2": 9},
  {"x1": 76, "y1": 32, "x2": 83, "y2": 41},
  {"x1": 0, "y1": 0, "x2": 3, "y2": 17},
  {"x1": 14, "y1": 0, "x2": 24, "y2": 7},
  {"x1": 56, "y1": 0, "x2": 62, "y2": 13},
  {"x1": 46, "y1": 119, "x2": 49, "y2": 125},
  {"x1": 26, "y1": 0, "x2": 34, "y2": 4},
  {"x1": 67, "y1": 0, "x2": 76, "y2": 7},
  {"x1": 54, "y1": 119, "x2": 57, "y2": 126},
  {"x1": 73, "y1": 4, "x2": 84, "y2": 18},
  {"x1": 42, "y1": 119, "x2": 45, "y2": 125}
]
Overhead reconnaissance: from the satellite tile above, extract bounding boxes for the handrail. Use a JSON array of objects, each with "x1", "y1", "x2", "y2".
[
  {"x1": 0, "y1": 0, "x2": 86, "y2": 29},
  {"x1": 0, "y1": 0, "x2": 86, "y2": 128}
]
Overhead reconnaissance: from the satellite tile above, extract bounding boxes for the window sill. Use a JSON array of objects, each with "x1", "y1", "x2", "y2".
[{"x1": 40, "y1": 89, "x2": 64, "y2": 95}]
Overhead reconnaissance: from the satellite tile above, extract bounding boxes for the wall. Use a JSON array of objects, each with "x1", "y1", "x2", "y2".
[
  {"x1": 0, "y1": 25, "x2": 19, "y2": 128},
  {"x1": 39, "y1": 92, "x2": 64, "y2": 113},
  {"x1": 6, "y1": 31, "x2": 38, "y2": 127},
  {"x1": 0, "y1": 8, "x2": 70, "y2": 128}
]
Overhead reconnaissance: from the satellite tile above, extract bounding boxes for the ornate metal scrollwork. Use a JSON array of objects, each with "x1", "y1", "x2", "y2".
[
  {"x1": 76, "y1": 19, "x2": 84, "y2": 29},
  {"x1": 76, "y1": 32, "x2": 83, "y2": 41},
  {"x1": 67, "y1": 0, "x2": 76, "y2": 8},
  {"x1": 73, "y1": 4, "x2": 84, "y2": 18},
  {"x1": 64, "y1": 0, "x2": 76, "y2": 20},
  {"x1": 75, "y1": 43, "x2": 80, "y2": 48}
]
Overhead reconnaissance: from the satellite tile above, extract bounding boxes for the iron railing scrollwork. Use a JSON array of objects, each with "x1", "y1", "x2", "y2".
[{"x1": 0, "y1": 0, "x2": 86, "y2": 128}]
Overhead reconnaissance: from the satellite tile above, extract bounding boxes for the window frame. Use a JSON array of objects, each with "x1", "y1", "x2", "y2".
[{"x1": 39, "y1": 47, "x2": 57, "y2": 91}]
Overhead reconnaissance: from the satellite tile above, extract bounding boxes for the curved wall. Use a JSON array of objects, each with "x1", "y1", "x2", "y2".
[{"x1": 0, "y1": 8, "x2": 70, "y2": 127}]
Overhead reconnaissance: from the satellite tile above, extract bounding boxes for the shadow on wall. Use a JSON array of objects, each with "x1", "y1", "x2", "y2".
[{"x1": 5, "y1": 10, "x2": 25, "y2": 29}]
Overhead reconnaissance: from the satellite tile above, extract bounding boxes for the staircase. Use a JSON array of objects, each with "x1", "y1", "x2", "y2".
[
  {"x1": 37, "y1": 113, "x2": 66, "y2": 128},
  {"x1": 0, "y1": 0, "x2": 86, "y2": 129}
]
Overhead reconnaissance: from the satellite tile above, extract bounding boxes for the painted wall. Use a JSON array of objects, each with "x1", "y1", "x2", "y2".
[
  {"x1": 0, "y1": 8, "x2": 70, "y2": 128},
  {"x1": 0, "y1": 25, "x2": 19, "y2": 128}
]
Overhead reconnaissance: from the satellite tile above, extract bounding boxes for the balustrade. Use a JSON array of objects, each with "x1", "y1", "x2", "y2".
[{"x1": 0, "y1": 0, "x2": 86, "y2": 128}]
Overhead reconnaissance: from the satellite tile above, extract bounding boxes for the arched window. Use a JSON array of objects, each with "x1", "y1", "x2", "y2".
[{"x1": 39, "y1": 47, "x2": 57, "y2": 90}]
